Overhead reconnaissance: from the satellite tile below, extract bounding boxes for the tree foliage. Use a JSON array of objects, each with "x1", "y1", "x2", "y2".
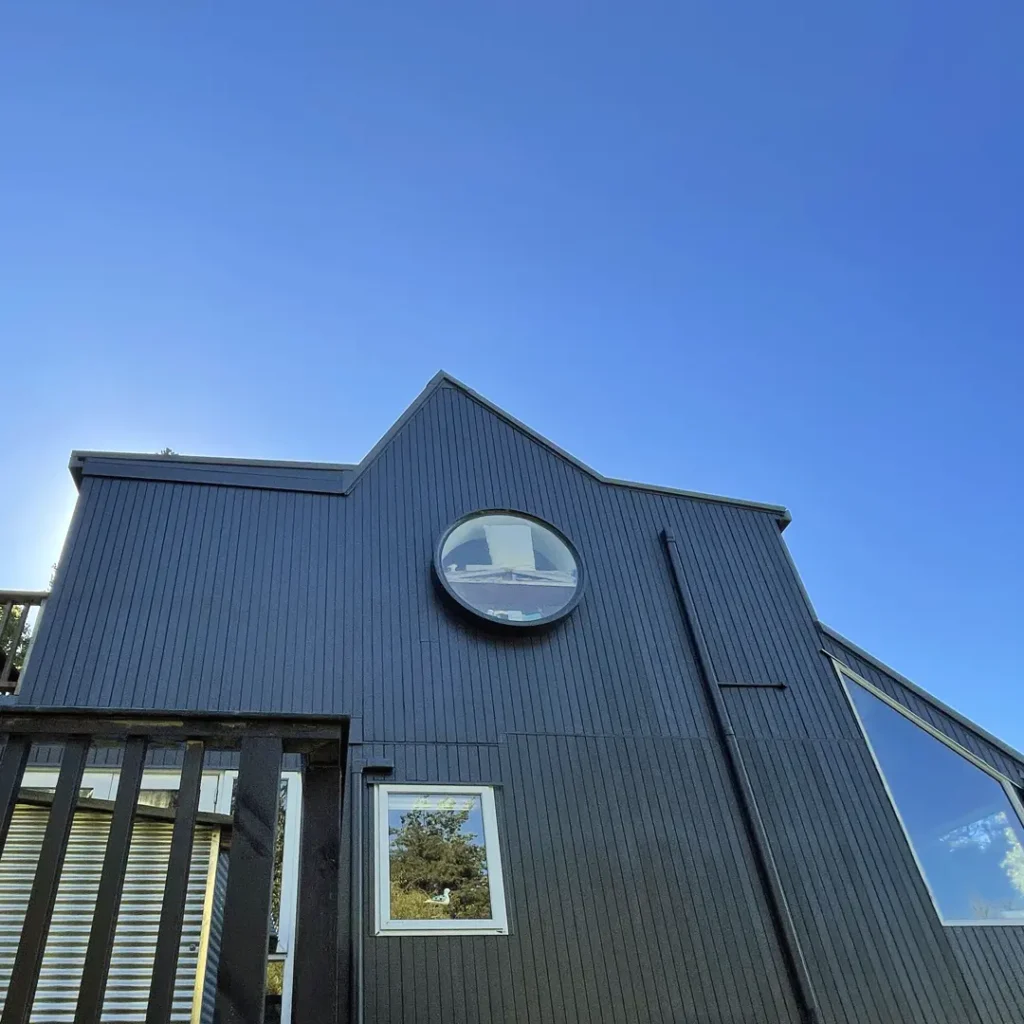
[
  {"x1": 1001, "y1": 826, "x2": 1024, "y2": 899},
  {"x1": 0, "y1": 606, "x2": 33, "y2": 675},
  {"x1": 1, "y1": 566, "x2": 56, "y2": 679},
  {"x1": 389, "y1": 808, "x2": 491, "y2": 920}
]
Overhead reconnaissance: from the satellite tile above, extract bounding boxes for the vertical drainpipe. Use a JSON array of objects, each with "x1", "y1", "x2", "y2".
[{"x1": 662, "y1": 530, "x2": 820, "y2": 1024}]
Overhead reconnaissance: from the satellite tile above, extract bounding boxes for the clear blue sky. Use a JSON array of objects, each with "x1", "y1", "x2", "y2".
[{"x1": 2, "y1": 4, "x2": 1021, "y2": 744}]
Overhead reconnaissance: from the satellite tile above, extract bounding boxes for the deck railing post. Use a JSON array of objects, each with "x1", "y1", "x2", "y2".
[
  {"x1": 214, "y1": 736, "x2": 284, "y2": 1024},
  {"x1": 0, "y1": 710, "x2": 346, "y2": 1024},
  {"x1": 146, "y1": 740, "x2": 206, "y2": 1024},
  {"x1": 1, "y1": 737, "x2": 90, "y2": 1024},
  {"x1": 75, "y1": 737, "x2": 148, "y2": 1024},
  {"x1": 0, "y1": 735, "x2": 31, "y2": 851},
  {"x1": 293, "y1": 757, "x2": 344, "y2": 1024}
]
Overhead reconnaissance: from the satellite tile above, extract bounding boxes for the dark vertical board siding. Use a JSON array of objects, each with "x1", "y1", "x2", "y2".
[
  {"x1": 636, "y1": 495, "x2": 857, "y2": 742},
  {"x1": 17, "y1": 382, "x2": 1024, "y2": 1023},
  {"x1": 821, "y1": 633, "x2": 1024, "y2": 781},
  {"x1": 357, "y1": 739, "x2": 799, "y2": 1024},
  {"x1": 950, "y1": 928, "x2": 1024, "y2": 1024},
  {"x1": 742, "y1": 736, "x2": 983, "y2": 1024},
  {"x1": 201, "y1": 853, "x2": 230, "y2": 1024},
  {"x1": 22, "y1": 386, "x2": 715, "y2": 742}
]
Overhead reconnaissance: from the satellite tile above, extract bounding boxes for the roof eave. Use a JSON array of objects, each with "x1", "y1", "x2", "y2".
[
  {"x1": 819, "y1": 622, "x2": 1024, "y2": 770},
  {"x1": 65, "y1": 372, "x2": 793, "y2": 527}
]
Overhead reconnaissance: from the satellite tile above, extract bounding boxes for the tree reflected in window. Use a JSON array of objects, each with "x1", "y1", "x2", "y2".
[
  {"x1": 388, "y1": 793, "x2": 492, "y2": 921},
  {"x1": 847, "y1": 675, "x2": 1024, "y2": 923}
]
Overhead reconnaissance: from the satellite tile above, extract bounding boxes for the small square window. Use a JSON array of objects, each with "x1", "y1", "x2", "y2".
[{"x1": 374, "y1": 784, "x2": 508, "y2": 936}]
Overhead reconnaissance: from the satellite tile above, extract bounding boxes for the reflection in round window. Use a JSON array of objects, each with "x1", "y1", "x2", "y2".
[{"x1": 437, "y1": 512, "x2": 581, "y2": 626}]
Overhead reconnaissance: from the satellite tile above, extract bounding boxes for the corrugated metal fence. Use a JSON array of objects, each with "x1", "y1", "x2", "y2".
[{"x1": 0, "y1": 807, "x2": 218, "y2": 1022}]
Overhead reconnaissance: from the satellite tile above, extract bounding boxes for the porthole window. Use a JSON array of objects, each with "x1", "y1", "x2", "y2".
[{"x1": 435, "y1": 511, "x2": 582, "y2": 627}]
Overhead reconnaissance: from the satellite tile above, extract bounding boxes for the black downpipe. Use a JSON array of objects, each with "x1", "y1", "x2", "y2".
[{"x1": 662, "y1": 530, "x2": 820, "y2": 1024}]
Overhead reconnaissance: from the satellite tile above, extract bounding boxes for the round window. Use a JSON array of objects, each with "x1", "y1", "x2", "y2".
[{"x1": 435, "y1": 511, "x2": 582, "y2": 627}]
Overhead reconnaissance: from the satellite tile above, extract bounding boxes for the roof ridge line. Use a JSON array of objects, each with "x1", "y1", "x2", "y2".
[
  {"x1": 430, "y1": 371, "x2": 791, "y2": 524},
  {"x1": 68, "y1": 371, "x2": 793, "y2": 525}
]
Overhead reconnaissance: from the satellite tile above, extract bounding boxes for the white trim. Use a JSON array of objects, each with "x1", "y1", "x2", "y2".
[
  {"x1": 14, "y1": 599, "x2": 46, "y2": 695},
  {"x1": 277, "y1": 774, "x2": 303, "y2": 952},
  {"x1": 130, "y1": 770, "x2": 221, "y2": 812},
  {"x1": 373, "y1": 784, "x2": 509, "y2": 937},
  {"x1": 21, "y1": 769, "x2": 117, "y2": 799},
  {"x1": 831, "y1": 657, "x2": 1024, "y2": 927}
]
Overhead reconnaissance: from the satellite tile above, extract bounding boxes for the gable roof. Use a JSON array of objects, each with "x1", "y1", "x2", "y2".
[
  {"x1": 337, "y1": 371, "x2": 792, "y2": 524},
  {"x1": 68, "y1": 371, "x2": 792, "y2": 526}
]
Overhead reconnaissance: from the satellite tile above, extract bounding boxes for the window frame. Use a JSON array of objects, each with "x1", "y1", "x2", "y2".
[
  {"x1": 434, "y1": 508, "x2": 584, "y2": 630},
  {"x1": 373, "y1": 783, "x2": 509, "y2": 937},
  {"x1": 833, "y1": 657, "x2": 1024, "y2": 927}
]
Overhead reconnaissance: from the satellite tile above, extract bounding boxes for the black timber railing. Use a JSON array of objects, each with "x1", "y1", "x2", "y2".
[
  {"x1": 0, "y1": 707, "x2": 348, "y2": 1024},
  {"x1": 0, "y1": 592, "x2": 48, "y2": 695}
]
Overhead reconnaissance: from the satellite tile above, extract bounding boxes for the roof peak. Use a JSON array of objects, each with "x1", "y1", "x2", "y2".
[
  {"x1": 387, "y1": 371, "x2": 792, "y2": 526},
  {"x1": 69, "y1": 371, "x2": 791, "y2": 526}
]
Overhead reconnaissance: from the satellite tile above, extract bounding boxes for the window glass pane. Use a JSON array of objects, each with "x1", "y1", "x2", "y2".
[
  {"x1": 138, "y1": 789, "x2": 178, "y2": 809},
  {"x1": 849, "y1": 679, "x2": 1024, "y2": 922},
  {"x1": 440, "y1": 513, "x2": 579, "y2": 624},
  {"x1": 387, "y1": 792, "x2": 493, "y2": 921},
  {"x1": 19, "y1": 787, "x2": 94, "y2": 800}
]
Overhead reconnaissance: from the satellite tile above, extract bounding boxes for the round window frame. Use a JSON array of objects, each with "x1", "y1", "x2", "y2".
[{"x1": 433, "y1": 509, "x2": 585, "y2": 630}]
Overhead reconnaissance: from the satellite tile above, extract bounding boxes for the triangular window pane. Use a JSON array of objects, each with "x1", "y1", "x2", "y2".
[{"x1": 847, "y1": 677, "x2": 1024, "y2": 923}]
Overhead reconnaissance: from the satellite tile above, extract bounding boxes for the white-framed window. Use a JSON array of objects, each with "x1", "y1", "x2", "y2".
[
  {"x1": 374, "y1": 784, "x2": 508, "y2": 936},
  {"x1": 836, "y1": 660, "x2": 1024, "y2": 926}
]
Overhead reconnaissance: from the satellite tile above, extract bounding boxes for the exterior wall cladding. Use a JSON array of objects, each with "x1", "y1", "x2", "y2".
[{"x1": 14, "y1": 376, "x2": 1024, "y2": 1024}]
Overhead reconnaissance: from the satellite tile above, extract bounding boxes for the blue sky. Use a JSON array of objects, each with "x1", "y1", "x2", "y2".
[{"x1": 2, "y1": 4, "x2": 1021, "y2": 743}]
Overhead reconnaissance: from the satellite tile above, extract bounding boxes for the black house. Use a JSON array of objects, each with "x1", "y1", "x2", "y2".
[{"x1": 2, "y1": 371, "x2": 1022, "y2": 1023}]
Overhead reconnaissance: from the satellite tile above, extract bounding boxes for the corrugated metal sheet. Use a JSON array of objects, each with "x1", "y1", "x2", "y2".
[
  {"x1": 199, "y1": 851, "x2": 229, "y2": 1024},
  {"x1": 0, "y1": 806, "x2": 219, "y2": 1022}
]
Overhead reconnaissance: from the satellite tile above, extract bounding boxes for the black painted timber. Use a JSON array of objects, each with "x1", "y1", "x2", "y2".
[
  {"x1": 76, "y1": 455, "x2": 350, "y2": 495},
  {"x1": 294, "y1": 758, "x2": 343, "y2": 1024},
  {"x1": 214, "y1": 737, "x2": 283, "y2": 1024},
  {"x1": 14, "y1": 374, "x2": 1024, "y2": 1023},
  {"x1": 75, "y1": 736, "x2": 147, "y2": 1024},
  {"x1": 663, "y1": 530, "x2": 819, "y2": 1023},
  {"x1": 1, "y1": 737, "x2": 89, "y2": 1024},
  {"x1": 145, "y1": 740, "x2": 205, "y2": 1024},
  {"x1": 0, "y1": 735, "x2": 30, "y2": 851}
]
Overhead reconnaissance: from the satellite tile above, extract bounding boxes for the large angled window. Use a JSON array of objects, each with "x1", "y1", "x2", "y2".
[{"x1": 844, "y1": 671, "x2": 1024, "y2": 924}]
